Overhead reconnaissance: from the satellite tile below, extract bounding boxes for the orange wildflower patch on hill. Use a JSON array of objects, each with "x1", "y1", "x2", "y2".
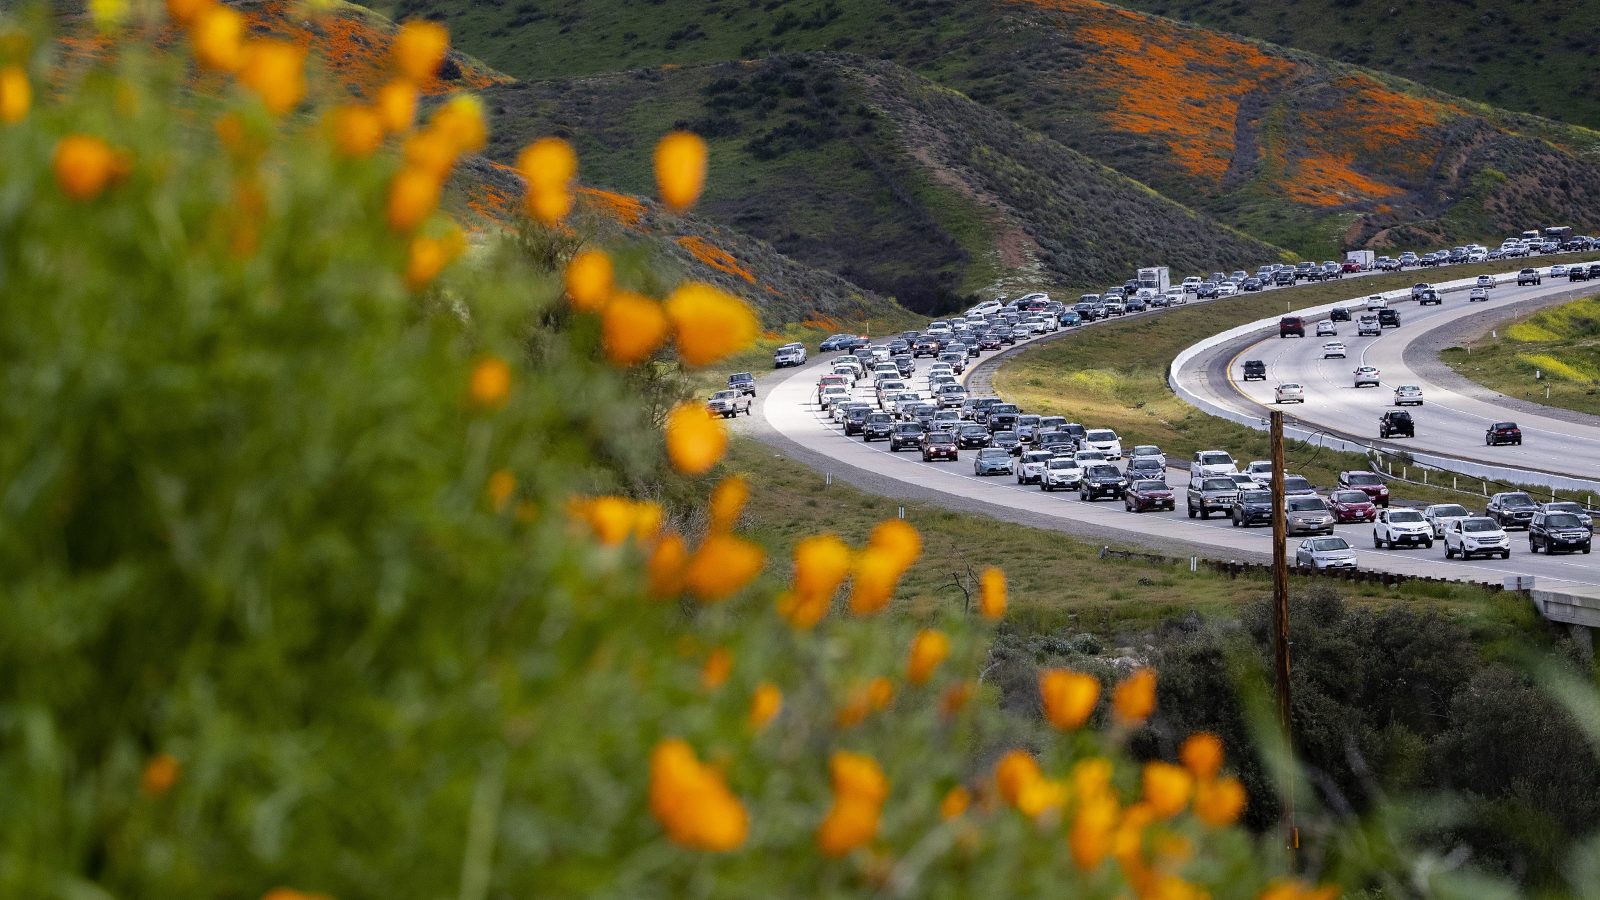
[
  {"x1": 676, "y1": 236, "x2": 756, "y2": 284},
  {"x1": 1015, "y1": 0, "x2": 1297, "y2": 182},
  {"x1": 579, "y1": 187, "x2": 647, "y2": 229},
  {"x1": 1279, "y1": 74, "x2": 1453, "y2": 206}
]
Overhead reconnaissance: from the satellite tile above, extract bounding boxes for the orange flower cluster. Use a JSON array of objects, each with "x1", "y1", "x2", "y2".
[
  {"x1": 816, "y1": 751, "x2": 888, "y2": 857},
  {"x1": 649, "y1": 738, "x2": 749, "y2": 851},
  {"x1": 835, "y1": 676, "x2": 896, "y2": 729},
  {"x1": 1039, "y1": 668, "x2": 1098, "y2": 730},
  {"x1": 649, "y1": 475, "x2": 765, "y2": 604},
  {"x1": 748, "y1": 681, "x2": 783, "y2": 731},
  {"x1": 1, "y1": 64, "x2": 30, "y2": 123},
  {"x1": 52, "y1": 134, "x2": 130, "y2": 201},
  {"x1": 905, "y1": 629, "x2": 950, "y2": 685},
  {"x1": 140, "y1": 753, "x2": 180, "y2": 797},
  {"x1": 850, "y1": 520, "x2": 922, "y2": 615}
]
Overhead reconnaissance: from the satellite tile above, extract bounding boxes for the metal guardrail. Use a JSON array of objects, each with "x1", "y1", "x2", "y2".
[{"x1": 1096, "y1": 545, "x2": 1508, "y2": 592}]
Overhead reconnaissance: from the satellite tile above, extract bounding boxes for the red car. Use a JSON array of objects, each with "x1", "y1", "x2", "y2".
[
  {"x1": 1124, "y1": 479, "x2": 1176, "y2": 513},
  {"x1": 921, "y1": 432, "x2": 959, "y2": 462},
  {"x1": 1341, "y1": 261, "x2": 1363, "y2": 273},
  {"x1": 1328, "y1": 489, "x2": 1377, "y2": 523},
  {"x1": 1337, "y1": 470, "x2": 1390, "y2": 507}
]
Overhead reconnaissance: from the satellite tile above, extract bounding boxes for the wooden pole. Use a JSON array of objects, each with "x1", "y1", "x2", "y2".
[{"x1": 1269, "y1": 410, "x2": 1298, "y2": 855}]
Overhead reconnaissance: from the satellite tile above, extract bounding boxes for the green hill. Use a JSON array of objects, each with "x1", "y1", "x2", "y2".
[
  {"x1": 1119, "y1": 0, "x2": 1600, "y2": 132},
  {"x1": 481, "y1": 54, "x2": 1283, "y2": 311},
  {"x1": 399, "y1": 0, "x2": 1600, "y2": 260}
]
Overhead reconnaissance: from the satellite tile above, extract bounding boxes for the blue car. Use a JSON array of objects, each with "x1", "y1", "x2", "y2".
[
  {"x1": 1058, "y1": 311, "x2": 1082, "y2": 327},
  {"x1": 819, "y1": 333, "x2": 866, "y2": 352}
]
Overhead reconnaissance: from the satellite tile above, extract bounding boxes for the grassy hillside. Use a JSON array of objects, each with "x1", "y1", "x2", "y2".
[
  {"x1": 480, "y1": 54, "x2": 1283, "y2": 312},
  {"x1": 1120, "y1": 0, "x2": 1600, "y2": 132},
  {"x1": 53, "y1": 0, "x2": 905, "y2": 326},
  {"x1": 1441, "y1": 292, "x2": 1600, "y2": 418},
  {"x1": 394, "y1": 0, "x2": 1600, "y2": 260}
]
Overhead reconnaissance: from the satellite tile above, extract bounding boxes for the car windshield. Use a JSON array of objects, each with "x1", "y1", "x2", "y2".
[
  {"x1": 1076, "y1": 451, "x2": 1107, "y2": 461},
  {"x1": 1546, "y1": 514, "x2": 1583, "y2": 528},
  {"x1": 1202, "y1": 478, "x2": 1236, "y2": 491},
  {"x1": 895, "y1": 424, "x2": 921, "y2": 432},
  {"x1": 1283, "y1": 477, "x2": 1311, "y2": 491},
  {"x1": 1389, "y1": 511, "x2": 1424, "y2": 523},
  {"x1": 712, "y1": 391, "x2": 737, "y2": 399},
  {"x1": 1241, "y1": 491, "x2": 1270, "y2": 503},
  {"x1": 1088, "y1": 465, "x2": 1119, "y2": 477},
  {"x1": 1547, "y1": 502, "x2": 1583, "y2": 514},
  {"x1": 1199, "y1": 453, "x2": 1232, "y2": 466},
  {"x1": 960, "y1": 425, "x2": 985, "y2": 434},
  {"x1": 1430, "y1": 505, "x2": 1469, "y2": 518},
  {"x1": 1493, "y1": 422, "x2": 1517, "y2": 430},
  {"x1": 928, "y1": 434, "x2": 954, "y2": 444},
  {"x1": 1133, "y1": 446, "x2": 1158, "y2": 455},
  {"x1": 1026, "y1": 452, "x2": 1052, "y2": 462},
  {"x1": 1047, "y1": 459, "x2": 1076, "y2": 469},
  {"x1": 1134, "y1": 481, "x2": 1167, "y2": 491},
  {"x1": 1018, "y1": 416, "x2": 1040, "y2": 425},
  {"x1": 1502, "y1": 493, "x2": 1534, "y2": 507},
  {"x1": 1345, "y1": 473, "x2": 1378, "y2": 485},
  {"x1": 1086, "y1": 430, "x2": 1116, "y2": 441},
  {"x1": 1280, "y1": 383, "x2": 1302, "y2": 390},
  {"x1": 1463, "y1": 520, "x2": 1498, "y2": 533},
  {"x1": 868, "y1": 414, "x2": 891, "y2": 423},
  {"x1": 1332, "y1": 491, "x2": 1368, "y2": 503},
  {"x1": 1287, "y1": 498, "x2": 1326, "y2": 511},
  {"x1": 992, "y1": 431, "x2": 1017, "y2": 441},
  {"x1": 1309, "y1": 538, "x2": 1350, "y2": 551}
]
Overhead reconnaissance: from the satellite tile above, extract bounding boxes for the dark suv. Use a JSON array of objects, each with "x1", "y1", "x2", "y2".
[
  {"x1": 843, "y1": 406, "x2": 871, "y2": 436},
  {"x1": 1279, "y1": 316, "x2": 1305, "y2": 338},
  {"x1": 1187, "y1": 476, "x2": 1240, "y2": 520},
  {"x1": 862, "y1": 412, "x2": 894, "y2": 442},
  {"x1": 1079, "y1": 464, "x2": 1126, "y2": 501},
  {"x1": 1529, "y1": 511, "x2": 1592, "y2": 554},
  {"x1": 888, "y1": 422, "x2": 924, "y2": 451},
  {"x1": 1230, "y1": 489, "x2": 1273, "y2": 527},
  {"x1": 1485, "y1": 422, "x2": 1521, "y2": 446},
  {"x1": 1379, "y1": 411, "x2": 1414, "y2": 439},
  {"x1": 1377, "y1": 308, "x2": 1401, "y2": 328},
  {"x1": 921, "y1": 432, "x2": 959, "y2": 462},
  {"x1": 1486, "y1": 492, "x2": 1538, "y2": 530},
  {"x1": 1242, "y1": 359, "x2": 1267, "y2": 381}
]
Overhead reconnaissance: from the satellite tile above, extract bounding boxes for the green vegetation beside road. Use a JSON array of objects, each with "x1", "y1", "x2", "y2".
[
  {"x1": 727, "y1": 439, "x2": 1533, "y2": 640},
  {"x1": 992, "y1": 259, "x2": 1595, "y2": 508},
  {"x1": 1440, "y1": 292, "x2": 1600, "y2": 419}
]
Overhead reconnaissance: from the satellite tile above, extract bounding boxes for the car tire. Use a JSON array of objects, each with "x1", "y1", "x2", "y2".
[
  {"x1": 1530, "y1": 540, "x2": 1538, "y2": 554},
  {"x1": 1374, "y1": 533, "x2": 1385, "y2": 549},
  {"x1": 1502, "y1": 550, "x2": 1511, "y2": 559},
  {"x1": 1187, "y1": 506, "x2": 1196, "y2": 518},
  {"x1": 1200, "y1": 508, "x2": 1209, "y2": 520},
  {"x1": 1423, "y1": 540, "x2": 1433, "y2": 549},
  {"x1": 1231, "y1": 516, "x2": 1239, "y2": 527}
]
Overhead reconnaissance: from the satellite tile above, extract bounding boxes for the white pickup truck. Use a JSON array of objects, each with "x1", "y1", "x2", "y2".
[{"x1": 706, "y1": 389, "x2": 752, "y2": 418}]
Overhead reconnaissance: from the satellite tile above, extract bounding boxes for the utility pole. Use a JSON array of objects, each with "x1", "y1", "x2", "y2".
[{"x1": 1269, "y1": 410, "x2": 1298, "y2": 856}]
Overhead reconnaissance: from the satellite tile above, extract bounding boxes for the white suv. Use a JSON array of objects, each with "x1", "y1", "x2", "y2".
[
  {"x1": 1245, "y1": 460, "x2": 1273, "y2": 485},
  {"x1": 1191, "y1": 450, "x2": 1238, "y2": 479},
  {"x1": 1082, "y1": 428, "x2": 1122, "y2": 459},
  {"x1": 1443, "y1": 517, "x2": 1510, "y2": 560},
  {"x1": 1040, "y1": 457, "x2": 1083, "y2": 491},
  {"x1": 1372, "y1": 508, "x2": 1433, "y2": 549},
  {"x1": 1014, "y1": 449, "x2": 1053, "y2": 485}
]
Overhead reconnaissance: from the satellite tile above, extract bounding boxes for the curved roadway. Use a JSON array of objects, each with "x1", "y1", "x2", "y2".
[
  {"x1": 749, "y1": 313, "x2": 1600, "y2": 595},
  {"x1": 1185, "y1": 268, "x2": 1600, "y2": 488}
]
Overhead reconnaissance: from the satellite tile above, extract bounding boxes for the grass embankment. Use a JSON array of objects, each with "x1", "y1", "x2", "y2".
[
  {"x1": 992, "y1": 258, "x2": 1596, "y2": 508},
  {"x1": 726, "y1": 439, "x2": 1538, "y2": 645},
  {"x1": 1440, "y1": 292, "x2": 1600, "y2": 418}
]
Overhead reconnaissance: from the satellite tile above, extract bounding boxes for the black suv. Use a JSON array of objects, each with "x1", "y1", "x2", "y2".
[
  {"x1": 862, "y1": 412, "x2": 894, "y2": 442},
  {"x1": 1329, "y1": 306, "x2": 1351, "y2": 322},
  {"x1": 1379, "y1": 411, "x2": 1414, "y2": 438},
  {"x1": 1273, "y1": 270, "x2": 1295, "y2": 286},
  {"x1": 843, "y1": 406, "x2": 871, "y2": 435},
  {"x1": 1230, "y1": 489, "x2": 1274, "y2": 527},
  {"x1": 1486, "y1": 492, "x2": 1538, "y2": 530},
  {"x1": 1242, "y1": 359, "x2": 1267, "y2": 381},
  {"x1": 1529, "y1": 511, "x2": 1592, "y2": 554},
  {"x1": 1377, "y1": 308, "x2": 1401, "y2": 328},
  {"x1": 1079, "y1": 464, "x2": 1126, "y2": 501},
  {"x1": 728, "y1": 372, "x2": 756, "y2": 396},
  {"x1": 888, "y1": 422, "x2": 924, "y2": 451}
]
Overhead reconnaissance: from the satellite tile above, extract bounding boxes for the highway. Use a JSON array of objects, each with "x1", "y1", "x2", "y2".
[
  {"x1": 751, "y1": 328, "x2": 1600, "y2": 596},
  {"x1": 1180, "y1": 266, "x2": 1600, "y2": 488}
]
